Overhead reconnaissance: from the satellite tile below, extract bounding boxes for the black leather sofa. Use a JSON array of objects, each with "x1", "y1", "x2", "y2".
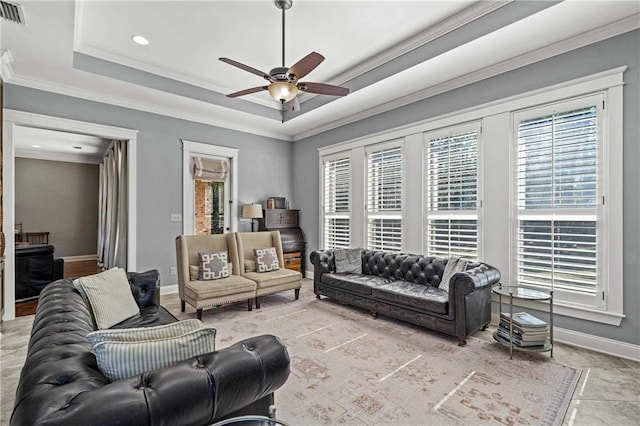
[
  {"x1": 15, "y1": 245, "x2": 64, "y2": 301},
  {"x1": 311, "y1": 249, "x2": 501, "y2": 345},
  {"x1": 11, "y1": 270, "x2": 290, "y2": 426}
]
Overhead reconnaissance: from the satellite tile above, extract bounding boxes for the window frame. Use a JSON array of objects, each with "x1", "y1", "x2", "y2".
[
  {"x1": 423, "y1": 122, "x2": 482, "y2": 261},
  {"x1": 321, "y1": 152, "x2": 352, "y2": 249},
  {"x1": 365, "y1": 140, "x2": 405, "y2": 252}
]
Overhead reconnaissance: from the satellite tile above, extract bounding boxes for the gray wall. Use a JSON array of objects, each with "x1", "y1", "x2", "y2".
[
  {"x1": 4, "y1": 88, "x2": 294, "y2": 286},
  {"x1": 292, "y1": 30, "x2": 640, "y2": 346},
  {"x1": 15, "y1": 158, "x2": 99, "y2": 257}
]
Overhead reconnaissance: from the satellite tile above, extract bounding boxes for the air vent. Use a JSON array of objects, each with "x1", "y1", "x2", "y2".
[{"x1": 0, "y1": 1, "x2": 25, "y2": 25}]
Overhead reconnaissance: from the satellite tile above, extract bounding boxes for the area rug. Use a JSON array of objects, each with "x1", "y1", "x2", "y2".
[{"x1": 165, "y1": 283, "x2": 581, "y2": 425}]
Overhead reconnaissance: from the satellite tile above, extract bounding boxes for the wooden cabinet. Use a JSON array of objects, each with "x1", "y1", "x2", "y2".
[
  {"x1": 259, "y1": 209, "x2": 305, "y2": 274},
  {"x1": 263, "y1": 209, "x2": 299, "y2": 228}
]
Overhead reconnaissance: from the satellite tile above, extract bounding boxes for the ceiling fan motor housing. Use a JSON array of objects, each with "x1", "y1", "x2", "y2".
[{"x1": 270, "y1": 66, "x2": 297, "y2": 83}]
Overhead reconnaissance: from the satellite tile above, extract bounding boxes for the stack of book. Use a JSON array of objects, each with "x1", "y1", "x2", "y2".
[{"x1": 497, "y1": 311, "x2": 548, "y2": 347}]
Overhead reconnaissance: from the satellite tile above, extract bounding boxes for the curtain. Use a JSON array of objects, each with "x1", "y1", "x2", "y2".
[
  {"x1": 192, "y1": 156, "x2": 228, "y2": 182},
  {"x1": 98, "y1": 140, "x2": 128, "y2": 270}
]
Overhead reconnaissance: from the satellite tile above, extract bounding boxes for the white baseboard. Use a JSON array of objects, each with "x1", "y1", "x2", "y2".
[
  {"x1": 160, "y1": 284, "x2": 178, "y2": 295},
  {"x1": 60, "y1": 254, "x2": 97, "y2": 262},
  {"x1": 491, "y1": 312, "x2": 639, "y2": 362},
  {"x1": 553, "y1": 327, "x2": 640, "y2": 362},
  {"x1": 305, "y1": 270, "x2": 314, "y2": 280}
]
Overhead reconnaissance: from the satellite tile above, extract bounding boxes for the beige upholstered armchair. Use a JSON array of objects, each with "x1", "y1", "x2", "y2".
[
  {"x1": 235, "y1": 231, "x2": 302, "y2": 308},
  {"x1": 175, "y1": 234, "x2": 257, "y2": 319}
]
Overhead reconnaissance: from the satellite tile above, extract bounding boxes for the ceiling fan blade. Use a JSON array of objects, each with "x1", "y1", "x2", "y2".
[
  {"x1": 288, "y1": 52, "x2": 325, "y2": 79},
  {"x1": 298, "y1": 82, "x2": 349, "y2": 96},
  {"x1": 219, "y1": 58, "x2": 270, "y2": 80},
  {"x1": 226, "y1": 86, "x2": 268, "y2": 98}
]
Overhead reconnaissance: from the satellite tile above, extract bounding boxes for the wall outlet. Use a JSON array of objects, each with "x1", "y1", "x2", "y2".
[
  {"x1": 170, "y1": 213, "x2": 182, "y2": 222},
  {"x1": 170, "y1": 267, "x2": 176, "y2": 275}
]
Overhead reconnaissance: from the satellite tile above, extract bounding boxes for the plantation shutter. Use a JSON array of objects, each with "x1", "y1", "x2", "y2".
[
  {"x1": 516, "y1": 104, "x2": 599, "y2": 294},
  {"x1": 425, "y1": 128, "x2": 479, "y2": 260},
  {"x1": 366, "y1": 144, "x2": 403, "y2": 251},
  {"x1": 323, "y1": 156, "x2": 351, "y2": 249}
]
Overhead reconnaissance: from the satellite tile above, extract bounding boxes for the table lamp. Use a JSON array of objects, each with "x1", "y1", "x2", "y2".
[{"x1": 242, "y1": 204, "x2": 263, "y2": 232}]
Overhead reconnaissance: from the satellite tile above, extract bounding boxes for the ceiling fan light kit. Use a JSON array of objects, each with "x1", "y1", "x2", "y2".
[{"x1": 219, "y1": 0, "x2": 349, "y2": 116}]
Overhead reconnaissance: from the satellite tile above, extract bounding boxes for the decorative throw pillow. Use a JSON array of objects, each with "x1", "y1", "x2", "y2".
[
  {"x1": 86, "y1": 319, "x2": 204, "y2": 345},
  {"x1": 198, "y1": 251, "x2": 229, "y2": 280},
  {"x1": 334, "y1": 248, "x2": 363, "y2": 274},
  {"x1": 439, "y1": 257, "x2": 468, "y2": 293},
  {"x1": 254, "y1": 247, "x2": 279, "y2": 272},
  {"x1": 92, "y1": 327, "x2": 216, "y2": 381},
  {"x1": 190, "y1": 263, "x2": 232, "y2": 281},
  {"x1": 73, "y1": 268, "x2": 140, "y2": 330},
  {"x1": 244, "y1": 260, "x2": 256, "y2": 272}
]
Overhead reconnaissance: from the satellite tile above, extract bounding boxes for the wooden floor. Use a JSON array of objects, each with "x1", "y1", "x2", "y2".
[{"x1": 15, "y1": 260, "x2": 100, "y2": 317}]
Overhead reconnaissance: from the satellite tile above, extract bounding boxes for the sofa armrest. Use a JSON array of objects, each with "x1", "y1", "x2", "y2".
[
  {"x1": 449, "y1": 263, "x2": 501, "y2": 344},
  {"x1": 11, "y1": 334, "x2": 290, "y2": 425},
  {"x1": 310, "y1": 250, "x2": 334, "y2": 295},
  {"x1": 127, "y1": 269, "x2": 161, "y2": 309}
]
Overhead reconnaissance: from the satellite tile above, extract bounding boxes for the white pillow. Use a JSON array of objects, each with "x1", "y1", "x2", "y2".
[
  {"x1": 92, "y1": 327, "x2": 216, "y2": 381},
  {"x1": 86, "y1": 319, "x2": 204, "y2": 345},
  {"x1": 73, "y1": 268, "x2": 140, "y2": 330},
  {"x1": 440, "y1": 257, "x2": 468, "y2": 293}
]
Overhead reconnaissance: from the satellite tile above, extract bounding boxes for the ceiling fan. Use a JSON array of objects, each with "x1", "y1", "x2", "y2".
[{"x1": 219, "y1": 0, "x2": 349, "y2": 113}]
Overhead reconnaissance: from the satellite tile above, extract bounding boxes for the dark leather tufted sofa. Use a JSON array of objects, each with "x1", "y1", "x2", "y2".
[
  {"x1": 11, "y1": 270, "x2": 290, "y2": 426},
  {"x1": 310, "y1": 250, "x2": 501, "y2": 345}
]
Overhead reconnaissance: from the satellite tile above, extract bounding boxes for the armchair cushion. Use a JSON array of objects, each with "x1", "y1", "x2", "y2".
[
  {"x1": 92, "y1": 326, "x2": 216, "y2": 381},
  {"x1": 199, "y1": 251, "x2": 230, "y2": 280},
  {"x1": 73, "y1": 268, "x2": 140, "y2": 329},
  {"x1": 184, "y1": 275, "x2": 257, "y2": 301}
]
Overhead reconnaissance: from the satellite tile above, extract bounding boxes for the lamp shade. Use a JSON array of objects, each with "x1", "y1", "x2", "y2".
[{"x1": 242, "y1": 204, "x2": 263, "y2": 219}]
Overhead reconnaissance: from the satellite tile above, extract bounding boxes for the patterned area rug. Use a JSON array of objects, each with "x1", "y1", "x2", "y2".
[{"x1": 165, "y1": 283, "x2": 580, "y2": 425}]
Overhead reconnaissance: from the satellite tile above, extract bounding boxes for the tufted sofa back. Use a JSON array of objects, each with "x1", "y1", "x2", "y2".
[{"x1": 361, "y1": 250, "x2": 448, "y2": 286}]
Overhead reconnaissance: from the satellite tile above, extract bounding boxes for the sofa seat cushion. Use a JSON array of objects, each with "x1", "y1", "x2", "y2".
[
  {"x1": 184, "y1": 275, "x2": 257, "y2": 301},
  {"x1": 243, "y1": 269, "x2": 301, "y2": 289},
  {"x1": 111, "y1": 306, "x2": 178, "y2": 329},
  {"x1": 372, "y1": 281, "x2": 449, "y2": 314},
  {"x1": 321, "y1": 273, "x2": 395, "y2": 296}
]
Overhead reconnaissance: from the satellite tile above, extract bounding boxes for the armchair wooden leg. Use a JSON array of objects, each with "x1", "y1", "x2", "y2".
[
  {"x1": 255, "y1": 297, "x2": 261, "y2": 309},
  {"x1": 248, "y1": 299, "x2": 253, "y2": 311},
  {"x1": 294, "y1": 288, "x2": 300, "y2": 300},
  {"x1": 181, "y1": 300, "x2": 185, "y2": 312},
  {"x1": 197, "y1": 309, "x2": 203, "y2": 320}
]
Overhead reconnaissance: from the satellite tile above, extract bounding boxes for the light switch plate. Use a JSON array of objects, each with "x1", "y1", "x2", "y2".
[{"x1": 170, "y1": 213, "x2": 182, "y2": 222}]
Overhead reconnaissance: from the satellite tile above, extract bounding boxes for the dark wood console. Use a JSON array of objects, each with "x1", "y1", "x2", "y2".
[{"x1": 259, "y1": 209, "x2": 305, "y2": 275}]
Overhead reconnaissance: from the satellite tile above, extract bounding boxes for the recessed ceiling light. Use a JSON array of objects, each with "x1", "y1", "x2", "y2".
[
  {"x1": 31, "y1": 144, "x2": 41, "y2": 148},
  {"x1": 131, "y1": 35, "x2": 149, "y2": 46}
]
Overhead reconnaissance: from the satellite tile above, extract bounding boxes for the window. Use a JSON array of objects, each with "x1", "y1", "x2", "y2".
[
  {"x1": 514, "y1": 95, "x2": 603, "y2": 308},
  {"x1": 366, "y1": 143, "x2": 403, "y2": 251},
  {"x1": 424, "y1": 125, "x2": 479, "y2": 260},
  {"x1": 322, "y1": 155, "x2": 351, "y2": 248}
]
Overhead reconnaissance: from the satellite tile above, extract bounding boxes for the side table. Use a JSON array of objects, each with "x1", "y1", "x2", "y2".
[{"x1": 492, "y1": 285, "x2": 553, "y2": 359}]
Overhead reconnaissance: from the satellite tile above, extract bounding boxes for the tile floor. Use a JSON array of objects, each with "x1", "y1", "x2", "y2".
[{"x1": 1, "y1": 289, "x2": 638, "y2": 425}]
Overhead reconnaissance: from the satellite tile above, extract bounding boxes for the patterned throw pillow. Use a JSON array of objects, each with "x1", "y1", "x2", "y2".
[
  {"x1": 86, "y1": 319, "x2": 204, "y2": 345},
  {"x1": 334, "y1": 248, "x2": 363, "y2": 273},
  {"x1": 190, "y1": 263, "x2": 232, "y2": 281},
  {"x1": 92, "y1": 327, "x2": 216, "y2": 381},
  {"x1": 198, "y1": 251, "x2": 229, "y2": 280},
  {"x1": 254, "y1": 247, "x2": 279, "y2": 272},
  {"x1": 73, "y1": 268, "x2": 140, "y2": 330}
]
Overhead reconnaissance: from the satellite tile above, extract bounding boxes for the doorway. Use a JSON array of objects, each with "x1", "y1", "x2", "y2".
[{"x1": 2, "y1": 110, "x2": 138, "y2": 321}]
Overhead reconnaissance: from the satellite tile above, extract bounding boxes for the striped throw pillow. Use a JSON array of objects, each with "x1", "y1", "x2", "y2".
[
  {"x1": 86, "y1": 319, "x2": 204, "y2": 345},
  {"x1": 92, "y1": 327, "x2": 217, "y2": 381},
  {"x1": 74, "y1": 268, "x2": 140, "y2": 329}
]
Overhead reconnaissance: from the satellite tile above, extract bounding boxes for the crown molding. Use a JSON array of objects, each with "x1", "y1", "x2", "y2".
[
  {"x1": 15, "y1": 149, "x2": 102, "y2": 164},
  {"x1": 6, "y1": 75, "x2": 293, "y2": 141},
  {"x1": 292, "y1": 14, "x2": 640, "y2": 141},
  {"x1": 328, "y1": 1, "x2": 509, "y2": 85}
]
